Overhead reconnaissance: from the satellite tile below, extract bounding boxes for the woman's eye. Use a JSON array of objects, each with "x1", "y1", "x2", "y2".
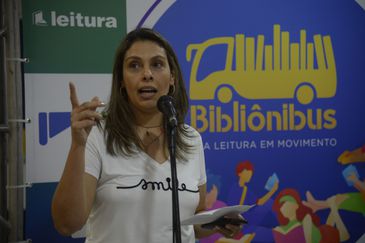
[
  {"x1": 128, "y1": 62, "x2": 140, "y2": 69},
  {"x1": 152, "y1": 61, "x2": 164, "y2": 69}
]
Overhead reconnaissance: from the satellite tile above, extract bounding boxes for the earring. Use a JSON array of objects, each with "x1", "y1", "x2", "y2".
[
  {"x1": 119, "y1": 86, "x2": 127, "y2": 98},
  {"x1": 168, "y1": 85, "x2": 176, "y2": 96}
]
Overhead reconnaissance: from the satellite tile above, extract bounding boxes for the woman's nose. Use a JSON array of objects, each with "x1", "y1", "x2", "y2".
[{"x1": 143, "y1": 68, "x2": 153, "y2": 81}]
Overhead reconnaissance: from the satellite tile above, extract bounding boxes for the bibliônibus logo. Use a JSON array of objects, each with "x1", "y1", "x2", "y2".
[
  {"x1": 32, "y1": 10, "x2": 118, "y2": 28},
  {"x1": 187, "y1": 25, "x2": 339, "y2": 133}
]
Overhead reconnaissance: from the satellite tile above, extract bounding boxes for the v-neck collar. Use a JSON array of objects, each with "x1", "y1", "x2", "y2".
[{"x1": 137, "y1": 148, "x2": 170, "y2": 167}]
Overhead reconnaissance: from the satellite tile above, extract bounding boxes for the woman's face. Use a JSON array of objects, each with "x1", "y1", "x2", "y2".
[
  {"x1": 280, "y1": 200, "x2": 299, "y2": 220},
  {"x1": 122, "y1": 40, "x2": 175, "y2": 114}
]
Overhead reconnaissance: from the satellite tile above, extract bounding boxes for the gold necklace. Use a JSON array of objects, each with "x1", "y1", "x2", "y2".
[
  {"x1": 137, "y1": 125, "x2": 164, "y2": 149},
  {"x1": 136, "y1": 124, "x2": 163, "y2": 136},
  {"x1": 140, "y1": 130, "x2": 164, "y2": 149}
]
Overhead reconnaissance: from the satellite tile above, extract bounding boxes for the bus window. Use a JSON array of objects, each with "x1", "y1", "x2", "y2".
[{"x1": 196, "y1": 44, "x2": 228, "y2": 82}]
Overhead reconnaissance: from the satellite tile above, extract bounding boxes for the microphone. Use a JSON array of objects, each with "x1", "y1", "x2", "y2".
[{"x1": 157, "y1": 95, "x2": 177, "y2": 127}]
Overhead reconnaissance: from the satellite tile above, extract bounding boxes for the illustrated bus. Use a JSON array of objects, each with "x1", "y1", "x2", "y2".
[{"x1": 186, "y1": 25, "x2": 337, "y2": 104}]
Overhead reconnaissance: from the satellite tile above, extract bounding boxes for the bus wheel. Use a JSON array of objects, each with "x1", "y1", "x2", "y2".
[
  {"x1": 296, "y1": 84, "x2": 314, "y2": 105},
  {"x1": 217, "y1": 86, "x2": 232, "y2": 103}
]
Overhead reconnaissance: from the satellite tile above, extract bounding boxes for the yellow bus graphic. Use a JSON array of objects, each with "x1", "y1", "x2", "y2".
[{"x1": 186, "y1": 25, "x2": 337, "y2": 105}]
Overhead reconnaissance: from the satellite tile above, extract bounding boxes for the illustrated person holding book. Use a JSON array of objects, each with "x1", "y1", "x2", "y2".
[
  {"x1": 51, "y1": 28, "x2": 244, "y2": 243},
  {"x1": 272, "y1": 188, "x2": 344, "y2": 243},
  {"x1": 226, "y1": 161, "x2": 279, "y2": 242}
]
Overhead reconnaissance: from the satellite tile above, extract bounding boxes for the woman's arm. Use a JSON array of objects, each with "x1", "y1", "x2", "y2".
[
  {"x1": 51, "y1": 148, "x2": 97, "y2": 235},
  {"x1": 348, "y1": 173, "x2": 365, "y2": 194},
  {"x1": 193, "y1": 184, "x2": 216, "y2": 239},
  {"x1": 302, "y1": 214, "x2": 314, "y2": 243},
  {"x1": 326, "y1": 195, "x2": 350, "y2": 242},
  {"x1": 257, "y1": 181, "x2": 279, "y2": 206},
  {"x1": 51, "y1": 83, "x2": 103, "y2": 235}
]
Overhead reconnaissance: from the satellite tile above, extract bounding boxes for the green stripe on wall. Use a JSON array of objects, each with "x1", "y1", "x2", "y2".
[{"x1": 22, "y1": 0, "x2": 126, "y2": 73}]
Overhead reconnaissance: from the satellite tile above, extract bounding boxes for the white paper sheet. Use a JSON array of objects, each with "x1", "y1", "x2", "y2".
[{"x1": 181, "y1": 204, "x2": 255, "y2": 225}]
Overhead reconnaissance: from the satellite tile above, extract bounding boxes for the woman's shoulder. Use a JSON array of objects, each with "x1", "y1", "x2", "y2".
[
  {"x1": 181, "y1": 124, "x2": 202, "y2": 140},
  {"x1": 182, "y1": 123, "x2": 200, "y2": 135}
]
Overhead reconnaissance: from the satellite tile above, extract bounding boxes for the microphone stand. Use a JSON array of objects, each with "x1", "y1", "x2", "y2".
[{"x1": 167, "y1": 123, "x2": 182, "y2": 243}]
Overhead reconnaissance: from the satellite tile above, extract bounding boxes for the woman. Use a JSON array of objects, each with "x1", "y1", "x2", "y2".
[
  {"x1": 272, "y1": 188, "x2": 340, "y2": 243},
  {"x1": 51, "y1": 28, "x2": 242, "y2": 243}
]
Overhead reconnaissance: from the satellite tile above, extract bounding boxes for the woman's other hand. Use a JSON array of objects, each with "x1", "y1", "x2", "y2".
[{"x1": 214, "y1": 214, "x2": 246, "y2": 238}]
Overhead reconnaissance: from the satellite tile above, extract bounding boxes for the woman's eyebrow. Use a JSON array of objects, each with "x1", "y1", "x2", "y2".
[
  {"x1": 125, "y1": 54, "x2": 167, "y2": 62},
  {"x1": 124, "y1": 56, "x2": 141, "y2": 62}
]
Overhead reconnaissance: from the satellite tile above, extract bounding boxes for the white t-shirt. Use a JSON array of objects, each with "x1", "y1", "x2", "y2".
[{"x1": 84, "y1": 125, "x2": 207, "y2": 243}]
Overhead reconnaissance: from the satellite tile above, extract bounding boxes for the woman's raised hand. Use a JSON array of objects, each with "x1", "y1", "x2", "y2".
[{"x1": 69, "y1": 82, "x2": 105, "y2": 147}]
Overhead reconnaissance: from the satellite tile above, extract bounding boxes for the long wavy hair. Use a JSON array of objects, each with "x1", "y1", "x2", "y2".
[{"x1": 102, "y1": 28, "x2": 192, "y2": 160}]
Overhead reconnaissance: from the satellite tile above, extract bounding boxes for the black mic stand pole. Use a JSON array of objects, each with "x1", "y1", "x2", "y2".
[{"x1": 167, "y1": 122, "x2": 182, "y2": 243}]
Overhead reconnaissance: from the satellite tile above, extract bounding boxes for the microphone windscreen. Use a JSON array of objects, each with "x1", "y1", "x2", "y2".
[{"x1": 157, "y1": 95, "x2": 175, "y2": 113}]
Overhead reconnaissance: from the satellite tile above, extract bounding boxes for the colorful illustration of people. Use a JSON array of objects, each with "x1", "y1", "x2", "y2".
[
  {"x1": 199, "y1": 171, "x2": 227, "y2": 243},
  {"x1": 273, "y1": 188, "x2": 349, "y2": 243},
  {"x1": 338, "y1": 144, "x2": 365, "y2": 200},
  {"x1": 338, "y1": 144, "x2": 365, "y2": 165},
  {"x1": 298, "y1": 143, "x2": 365, "y2": 243},
  {"x1": 198, "y1": 145, "x2": 365, "y2": 243},
  {"x1": 222, "y1": 161, "x2": 279, "y2": 243}
]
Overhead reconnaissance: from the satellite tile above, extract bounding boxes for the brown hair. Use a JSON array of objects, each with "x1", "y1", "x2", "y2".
[{"x1": 102, "y1": 28, "x2": 192, "y2": 160}]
